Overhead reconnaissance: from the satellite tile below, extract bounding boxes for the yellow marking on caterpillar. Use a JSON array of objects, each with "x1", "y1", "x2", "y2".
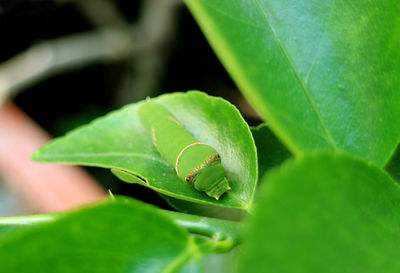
[
  {"x1": 151, "y1": 126, "x2": 157, "y2": 147},
  {"x1": 167, "y1": 116, "x2": 182, "y2": 126}
]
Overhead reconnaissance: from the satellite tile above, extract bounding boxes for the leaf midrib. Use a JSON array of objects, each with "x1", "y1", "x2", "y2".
[
  {"x1": 34, "y1": 152, "x2": 170, "y2": 166},
  {"x1": 252, "y1": 0, "x2": 337, "y2": 149}
]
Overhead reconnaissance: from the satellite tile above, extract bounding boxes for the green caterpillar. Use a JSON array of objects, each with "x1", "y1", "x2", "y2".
[{"x1": 138, "y1": 100, "x2": 230, "y2": 200}]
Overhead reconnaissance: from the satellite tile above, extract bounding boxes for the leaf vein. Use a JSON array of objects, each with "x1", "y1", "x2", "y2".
[
  {"x1": 36, "y1": 152, "x2": 170, "y2": 166},
  {"x1": 252, "y1": 0, "x2": 337, "y2": 149},
  {"x1": 200, "y1": 1, "x2": 264, "y2": 29}
]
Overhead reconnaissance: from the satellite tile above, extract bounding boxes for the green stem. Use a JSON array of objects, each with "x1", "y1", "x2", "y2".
[
  {"x1": 0, "y1": 209, "x2": 244, "y2": 252},
  {"x1": 162, "y1": 210, "x2": 244, "y2": 252},
  {"x1": 0, "y1": 213, "x2": 55, "y2": 234},
  {"x1": 0, "y1": 214, "x2": 55, "y2": 226}
]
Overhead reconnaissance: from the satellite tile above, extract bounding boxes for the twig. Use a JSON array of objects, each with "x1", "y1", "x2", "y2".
[
  {"x1": 122, "y1": 0, "x2": 183, "y2": 104},
  {"x1": 0, "y1": 27, "x2": 134, "y2": 106},
  {"x1": 0, "y1": 0, "x2": 183, "y2": 106}
]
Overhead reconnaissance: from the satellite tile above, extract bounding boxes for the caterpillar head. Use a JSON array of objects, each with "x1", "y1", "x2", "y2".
[{"x1": 193, "y1": 164, "x2": 230, "y2": 200}]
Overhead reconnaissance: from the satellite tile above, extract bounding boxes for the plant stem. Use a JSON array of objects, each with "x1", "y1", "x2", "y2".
[
  {"x1": 163, "y1": 210, "x2": 243, "y2": 238},
  {"x1": 0, "y1": 213, "x2": 55, "y2": 234},
  {"x1": 162, "y1": 210, "x2": 244, "y2": 252}
]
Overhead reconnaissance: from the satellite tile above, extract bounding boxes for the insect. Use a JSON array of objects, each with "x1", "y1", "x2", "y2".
[{"x1": 137, "y1": 100, "x2": 231, "y2": 200}]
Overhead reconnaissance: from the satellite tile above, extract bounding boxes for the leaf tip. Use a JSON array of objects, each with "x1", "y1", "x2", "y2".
[{"x1": 31, "y1": 149, "x2": 41, "y2": 162}]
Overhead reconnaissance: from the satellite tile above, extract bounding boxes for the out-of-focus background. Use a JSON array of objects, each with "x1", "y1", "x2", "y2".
[{"x1": 0, "y1": 0, "x2": 261, "y2": 216}]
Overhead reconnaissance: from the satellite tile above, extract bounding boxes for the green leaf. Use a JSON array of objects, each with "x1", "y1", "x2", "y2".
[
  {"x1": 240, "y1": 152, "x2": 400, "y2": 273},
  {"x1": 175, "y1": 257, "x2": 203, "y2": 273},
  {"x1": 202, "y1": 247, "x2": 240, "y2": 273},
  {"x1": 0, "y1": 197, "x2": 196, "y2": 273},
  {"x1": 386, "y1": 143, "x2": 400, "y2": 182},
  {"x1": 251, "y1": 124, "x2": 291, "y2": 179},
  {"x1": 185, "y1": 0, "x2": 400, "y2": 167},
  {"x1": 33, "y1": 91, "x2": 257, "y2": 209}
]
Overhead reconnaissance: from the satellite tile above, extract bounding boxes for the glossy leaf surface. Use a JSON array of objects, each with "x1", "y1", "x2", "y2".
[
  {"x1": 0, "y1": 197, "x2": 194, "y2": 272},
  {"x1": 240, "y1": 152, "x2": 400, "y2": 273},
  {"x1": 33, "y1": 91, "x2": 257, "y2": 209},
  {"x1": 186, "y1": 0, "x2": 400, "y2": 166}
]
